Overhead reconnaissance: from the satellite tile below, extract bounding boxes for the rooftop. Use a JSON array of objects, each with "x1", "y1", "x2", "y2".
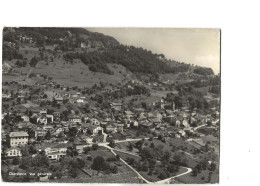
[{"x1": 9, "y1": 131, "x2": 29, "y2": 137}]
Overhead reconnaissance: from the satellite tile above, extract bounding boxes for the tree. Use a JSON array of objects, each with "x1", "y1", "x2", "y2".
[
  {"x1": 28, "y1": 145, "x2": 37, "y2": 154},
  {"x1": 83, "y1": 147, "x2": 91, "y2": 154},
  {"x1": 56, "y1": 172, "x2": 62, "y2": 179},
  {"x1": 91, "y1": 156, "x2": 105, "y2": 171},
  {"x1": 68, "y1": 127, "x2": 78, "y2": 137},
  {"x1": 140, "y1": 147, "x2": 153, "y2": 160},
  {"x1": 167, "y1": 164, "x2": 176, "y2": 173},
  {"x1": 21, "y1": 146, "x2": 30, "y2": 157},
  {"x1": 135, "y1": 140, "x2": 144, "y2": 150},
  {"x1": 12, "y1": 157, "x2": 20, "y2": 165},
  {"x1": 158, "y1": 171, "x2": 167, "y2": 180},
  {"x1": 45, "y1": 130, "x2": 51, "y2": 140},
  {"x1": 141, "y1": 102, "x2": 148, "y2": 109},
  {"x1": 162, "y1": 150, "x2": 171, "y2": 163},
  {"x1": 142, "y1": 162, "x2": 149, "y2": 172},
  {"x1": 192, "y1": 168, "x2": 198, "y2": 177},
  {"x1": 68, "y1": 166, "x2": 78, "y2": 178},
  {"x1": 207, "y1": 171, "x2": 213, "y2": 183},
  {"x1": 209, "y1": 162, "x2": 216, "y2": 171},
  {"x1": 128, "y1": 143, "x2": 134, "y2": 151},
  {"x1": 31, "y1": 154, "x2": 49, "y2": 167},
  {"x1": 126, "y1": 158, "x2": 135, "y2": 165},
  {"x1": 110, "y1": 165, "x2": 118, "y2": 174},
  {"x1": 67, "y1": 148, "x2": 78, "y2": 157},
  {"x1": 109, "y1": 140, "x2": 116, "y2": 148},
  {"x1": 148, "y1": 169, "x2": 153, "y2": 175},
  {"x1": 76, "y1": 158, "x2": 85, "y2": 168},
  {"x1": 19, "y1": 157, "x2": 31, "y2": 170},
  {"x1": 29, "y1": 56, "x2": 39, "y2": 67},
  {"x1": 195, "y1": 164, "x2": 202, "y2": 173},
  {"x1": 191, "y1": 121, "x2": 198, "y2": 127},
  {"x1": 92, "y1": 143, "x2": 99, "y2": 150}
]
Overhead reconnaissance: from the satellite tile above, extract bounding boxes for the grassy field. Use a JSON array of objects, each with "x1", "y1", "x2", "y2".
[
  {"x1": 114, "y1": 150, "x2": 141, "y2": 162},
  {"x1": 114, "y1": 150, "x2": 189, "y2": 182},
  {"x1": 175, "y1": 169, "x2": 219, "y2": 184},
  {"x1": 3, "y1": 52, "x2": 137, "y2": 88},
  {"x1": 114, "y1": 141, "x2": 139, "y2": 153},
  {"x1": 150, "y1": 89, "x2": 178, "y2": 98},
  {"x1": 82, "y1": 149, "x2": 135, "y2": 174},
  {"x1": 58, "y1": 171, "x2": 140, "y2": 183}
]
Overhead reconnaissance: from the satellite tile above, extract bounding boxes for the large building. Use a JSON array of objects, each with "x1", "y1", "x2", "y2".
[{"x1": 7, "y1": 132, "x2": 29, "y2": 147}]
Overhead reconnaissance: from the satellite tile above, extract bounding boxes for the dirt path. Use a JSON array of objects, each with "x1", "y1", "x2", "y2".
[
  {"x1": 155, "y1": 167, "x2": 192, "y2": 184},
  {"x1": 99, "y1": 143, "x2": 151, "y2": 183},
  {"x1": 194, "y1": 124, "x2": 207, "y2": 130},
  {"x1": 100, "y1": 141, "x2": 192, "y2": 184}
]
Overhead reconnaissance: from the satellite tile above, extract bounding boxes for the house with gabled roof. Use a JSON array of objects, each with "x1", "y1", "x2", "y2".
[{"x1": 5, "y1": 147, "x2": 22, "y2": 157}]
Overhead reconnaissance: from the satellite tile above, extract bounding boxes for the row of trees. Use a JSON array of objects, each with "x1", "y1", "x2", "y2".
[
  {"x1": 91, "y1": 156, "x2": 119, "y2": 174},
  {"x1": 3, "y1": 45, "x2": 23, "y2": 61},
  {"x1": 193, "y1": 67, "x2": 214, "y2": 76}
]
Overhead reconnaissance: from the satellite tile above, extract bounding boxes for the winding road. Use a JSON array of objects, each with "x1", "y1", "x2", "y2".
[
  {"x1": 194, "y1": 124, "x2": 207, "y2": 131},
  {"x1": 99, "y1": 138, "x2": 192, "y2": 184},
  {"x1": 155, "y1": 167, "x2": 192, "y2": 184}
]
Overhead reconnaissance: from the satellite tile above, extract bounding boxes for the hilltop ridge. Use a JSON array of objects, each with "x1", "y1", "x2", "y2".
[{"x1": 3, "y1": 27, "x2": 214, "y2": 76}]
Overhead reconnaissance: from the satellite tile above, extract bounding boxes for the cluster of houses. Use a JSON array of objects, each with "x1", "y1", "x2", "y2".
[
  {"x1": 2, "y1": 71, "x2": 219, "y2": 162},
  {"x1": 2, "y1": 91, "x2": 219, "y2": 160}
]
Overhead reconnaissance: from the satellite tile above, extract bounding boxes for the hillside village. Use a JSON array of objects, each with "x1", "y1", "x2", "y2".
[{"x1": 2, "y1": 27, "x2": 220, "y2": 183}]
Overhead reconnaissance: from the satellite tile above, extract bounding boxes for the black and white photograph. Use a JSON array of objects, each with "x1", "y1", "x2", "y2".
[
  {"x1": 1, "y1": 27, "x2": 220, "y2": 183},
  {"x1": 1, "y1": 0, "x2": 260, "y2": 186}
]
